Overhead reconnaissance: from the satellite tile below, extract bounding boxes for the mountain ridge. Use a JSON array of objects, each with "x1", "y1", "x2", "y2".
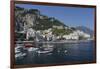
[{"x1": 75, "y1": 26, "x2": 94, "y2": 37}]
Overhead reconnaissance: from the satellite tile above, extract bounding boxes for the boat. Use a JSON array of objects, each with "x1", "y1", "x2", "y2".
[
  {"x1": 28, "y1": 47, "x2": 39, "y2": 52},
  {"x1": 36, "y1": 45, "x2": 54, "y2": 55},
  {"x1": 15, "y1": 46, "x2": 27, "y2": 60},
  {"x1": 15, "y1": 52, "x2": 27, "y2": 60},
  {"x1": 36, "y1": 50, "x2": 51, "y2": 54}
]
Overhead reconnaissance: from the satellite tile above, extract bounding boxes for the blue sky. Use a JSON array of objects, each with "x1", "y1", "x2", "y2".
[{"x1": 15, "y1": 4, "x2": 95, "y2": 30}]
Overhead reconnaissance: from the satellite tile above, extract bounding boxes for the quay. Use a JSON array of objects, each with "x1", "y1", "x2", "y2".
[{"x1": 15, "y1": 40, "x2": 91, "y2": 44}]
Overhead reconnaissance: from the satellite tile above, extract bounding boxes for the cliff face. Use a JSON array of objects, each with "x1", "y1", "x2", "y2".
[
  {"x1": 15, "y1": 6, "x2": 40, "y2": 32},
  {"x1": 15, "y1": 6, "x2": 66, "y2": 32}
]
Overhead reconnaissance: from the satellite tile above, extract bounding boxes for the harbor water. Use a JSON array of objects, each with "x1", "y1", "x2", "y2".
[{"x1": 15, "y1": 40, "x2": 95, "y2": 65}]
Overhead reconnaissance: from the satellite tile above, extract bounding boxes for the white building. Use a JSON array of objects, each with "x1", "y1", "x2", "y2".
[
  {"x1": 64, "y1": 26, "x2": 69, "y2": 29},
  {"x1": 53, "y1": 26, "x2": 64, "y2": 29},
  {"x1": 83, "y1": 33, "x2": 90, "y2": 38},
  {"x1": 63, "y1": 35, "x2": 71, "y2": 39},
  {"x1": 63, "y1": 34, "x2": 79, "y2": 40},
  {"x1": 76, "y1": 30, "x2": 90, "y2": 38},
  {"x1": 63, "y1": 30, "x2": 90, "y2": 40},
  {"x1": 26, "y1": 28, "x2": 36, "y2": 40}
]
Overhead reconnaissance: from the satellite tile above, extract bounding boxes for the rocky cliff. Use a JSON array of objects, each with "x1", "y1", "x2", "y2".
[{"x1": 15, "y1": 6, "x2": 66, "y2": 32}]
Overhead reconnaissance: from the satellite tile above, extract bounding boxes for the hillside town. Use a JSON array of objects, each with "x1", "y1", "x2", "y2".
[{"x1": 25, "y1": 26, "x2": 91, "y2": 41}]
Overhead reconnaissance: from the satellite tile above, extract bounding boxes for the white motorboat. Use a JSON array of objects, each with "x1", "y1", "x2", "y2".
[
  {"x1": 28, "y1": 47, "x2": 39, "y2": 52},
  {"x1": 15, "y1": 52, "x2": 27, "y2": 60},
  {"x1": 36, "y1": 50, "x2": 51, "y2": 54},
  {"x1": 15, "y1": 46, "x2": 27, "y2": 60},
  {"x1": 36, "y1": 46, "x2": 53, "y2": 55}
]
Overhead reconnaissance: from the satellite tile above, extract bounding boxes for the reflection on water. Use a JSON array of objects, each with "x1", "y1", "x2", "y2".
[{"x1": 15, "y1": 40, "x2": 95, "y2": 65}]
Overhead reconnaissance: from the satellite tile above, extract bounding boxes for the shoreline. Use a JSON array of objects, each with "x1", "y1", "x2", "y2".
[
  {"x1": 15, "y1": 39, "x2": 94, "y2": 44},
  {"x1": 37, "y1": 40, "x2": 93, "y2": 44}
]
